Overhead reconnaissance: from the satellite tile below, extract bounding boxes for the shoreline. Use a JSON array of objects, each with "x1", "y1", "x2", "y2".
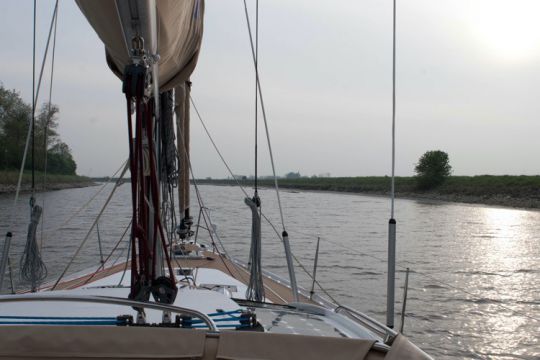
[
  {"x1": 195, "y1": 180, "x2": 540, "y2": 211},
  {"x1": 0, "y1": 181, "x2": 97, "y2": 194},
  {"x1": 0, "y1": 170, "x2": 96, "y2": 194},
  {"x1": 281, "y1": 187, "x2": 540, "y2": 210},
  {"x1": 2, "y1": 178, "x2": 536, "y2": 211}
]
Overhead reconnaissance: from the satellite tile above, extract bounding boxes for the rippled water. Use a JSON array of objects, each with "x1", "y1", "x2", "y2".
[{"x1": 0, "y1": 184, "x2": 538, "y2": 359}]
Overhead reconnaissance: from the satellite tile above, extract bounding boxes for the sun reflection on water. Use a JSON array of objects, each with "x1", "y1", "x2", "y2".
[
  {"x1": 463, "y1": 207, "x2": 537, "y2": 358},
  {"x1": 478, "y1": 207, "x2": 527, "y2": 270}
]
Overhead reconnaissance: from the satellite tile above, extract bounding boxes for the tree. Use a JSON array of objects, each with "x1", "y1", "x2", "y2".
[
  {"x1": 47, "y1": 142, "x2": 77, "y2": 175},
  {"x1": 285, "y1": 171, "x2": 301, "y2": 179},
  {"x1": 0, "y1": 83, "x2": 74, "y2": 175},
  {"x1": 414, "y1": 150, "x2": 452, "y2": 190},
  {"x1": 0, "y1": 86, "x2": 31, "y2": 169}
]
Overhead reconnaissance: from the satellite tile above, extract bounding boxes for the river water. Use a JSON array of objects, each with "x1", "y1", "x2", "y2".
[{"x1": 0, "y1": 184, "x2": 538, "y2": 359}]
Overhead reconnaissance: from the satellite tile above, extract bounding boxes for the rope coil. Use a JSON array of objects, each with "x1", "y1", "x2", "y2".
[{"x1": 20, "y1": 205, "x2": 47, "y2": 292}]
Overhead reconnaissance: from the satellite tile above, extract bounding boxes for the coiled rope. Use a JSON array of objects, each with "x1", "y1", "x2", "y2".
[
  {"x1": 19, "y1": 0, "x2": 60, "y2": 293},
  {"x1": 19, "y1": 205, "x2": 47, "y2": 292}
]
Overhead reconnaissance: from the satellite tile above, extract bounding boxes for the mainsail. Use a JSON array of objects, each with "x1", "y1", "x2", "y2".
[{"x1": 76, "y1": 0, "x2": 204, "y2": 91}]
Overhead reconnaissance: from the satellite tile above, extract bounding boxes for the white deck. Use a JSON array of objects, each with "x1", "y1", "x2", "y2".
[
  {"x1": 1, "y1": 265, "x2": 384, "y2": 344},
  {"x1": 1, "y1": 268, "x2": 246, "y2": 328}
]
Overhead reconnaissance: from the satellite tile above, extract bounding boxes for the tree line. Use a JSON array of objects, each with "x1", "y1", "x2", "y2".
[{"x1": 0, "y1": 84, "x2": 77, "y2": 175}]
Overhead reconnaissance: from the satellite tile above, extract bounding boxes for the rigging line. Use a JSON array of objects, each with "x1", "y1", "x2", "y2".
[
  {"x1": 82, "y1": 220, "x2": 131, "y2": 286},
  {"x1": 31, "y1": 0, "x2": 36, "y2": 195},
  {"x1": 32, "y1": 1, "x2": 59, "y2": 112},
  {"x1": 402, "y1": 269, "x2": 540, "y2": 323},
  {"x1": 51, "y1": 164, "x2": 129, "y2": 290},
  {"x1": 13, "y1": 1, "x2": 59, "y2": 210},
  {"x1": 180, "y1": 149, "x2": 237, "y2": 279},
  {"x1": 191, "y1": 95, "x2": 294, "y2": 251},
  {"x1": 190, "y1": 95, "x2": 278, "y2": 236},
  {"x1": 173, "y1": 110, "x2": 242, "y2": 281},
  {"x1": 242, "y1": 0, "x2": 286, "y2": 231},
  {"x1": 40, "y1": 1, "x2": 59, "y2": 251},
  {"x1": 191, "y1": 96, "x2": 318, "y2": 298},
  {"x1": 203, "y1": 209, "x2": 228, "y2": 257},
  {"x1": 117, "y1": 238, "x2": 131, "y2": 287},
  {"x1": 257, "y1": 228, "x2": 339, "y2": 304},
  {"x1": 33, "y1": 1, "x2": 60, "y2": 195},
  {"x1": 111, "y1": 233, "x2": 129, "y2": 267},
  {"x1": 190, "y1": 97, "x2": 248, "y2": 198},
  {"x1": 166, "y1": 121, "x2": 223, "y2": 283},
  {"x1": 191, "y1": 95, "x2": 279, "y2": 248},
  {"x1": 39, "y1": 160, "x2": 128, "y2": 236},
  {"x1": 302, "y1": 232, "x2": 539, "y2": 322},
  {"x1": 254, "y1": 0, "x2": 259, "y2": 195},
  {"x1": 291, "y1": 228, "x2": 389, "y2": 265},
  {"x1": 390, "y1": 0, "x2": 396, "y2": 219},
  {"x1": 288, "y1": 251, "x2": 340, "y2": 305}
]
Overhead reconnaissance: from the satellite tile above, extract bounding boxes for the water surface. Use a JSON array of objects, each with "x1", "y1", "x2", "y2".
[{"x1": 0, "y1": 184, "x2": 538, "y2": 359}]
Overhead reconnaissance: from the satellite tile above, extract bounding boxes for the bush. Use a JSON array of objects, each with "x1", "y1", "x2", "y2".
[{"x1": 415, "y1": 150, "x2": 452, "y2": 190}]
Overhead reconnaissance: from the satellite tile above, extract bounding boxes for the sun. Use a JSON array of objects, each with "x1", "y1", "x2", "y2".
[{"x1": 467, "y1": 0, "x2": 540, "y2": 62}]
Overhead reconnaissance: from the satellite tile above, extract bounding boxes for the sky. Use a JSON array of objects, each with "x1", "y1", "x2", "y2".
[{"x1": 1, "y1": 1, "x2": 540, "y2": 178}]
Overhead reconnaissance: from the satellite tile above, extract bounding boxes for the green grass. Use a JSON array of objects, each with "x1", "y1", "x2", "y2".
[
  {"x1": 436, "y1": 175, "x2": 540, "y2": 199},
  {"x1": 197, "y1": 175, "x2": 540, "y2": 200}
]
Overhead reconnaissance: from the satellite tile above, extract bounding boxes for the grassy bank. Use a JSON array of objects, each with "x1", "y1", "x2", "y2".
[
  {"x1": 196, "y1": 176, "x2": 540, "y2": 209},
  {"x1": 0, "y1": 170, "x2": 94, "y2": 193}
]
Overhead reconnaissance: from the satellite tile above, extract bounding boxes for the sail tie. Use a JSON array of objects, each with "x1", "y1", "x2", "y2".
[{"x1": 245, "y1": 195, "x2": 264, "y2": 302}]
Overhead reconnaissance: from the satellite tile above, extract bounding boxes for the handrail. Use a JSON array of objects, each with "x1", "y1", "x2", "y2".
[
  {"x1": 0, "y1": 294, "x2": 218, "y2": 331},
  {"x1": 334, "y1": 305, "x2": 397, "y2": 344}
]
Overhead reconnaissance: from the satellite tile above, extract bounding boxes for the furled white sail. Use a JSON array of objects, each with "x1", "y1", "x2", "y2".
[{"x1": 76, "y1": 0, "x2": 204, "y2": 91}]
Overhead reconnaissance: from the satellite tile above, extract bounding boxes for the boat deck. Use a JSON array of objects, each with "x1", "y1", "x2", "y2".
[
  {"x1": 48, "y1": 249, "x2": 306, "y2": 305},
  {"x1": 1, "y1": 244, "x2": 432, "y2": 359}
]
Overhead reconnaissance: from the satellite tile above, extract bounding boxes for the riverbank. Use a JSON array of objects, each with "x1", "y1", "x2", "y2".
[
  {"x1": 0, "y1": 171, "x2": 96, "y2": 194},
  {"x1": 196, "y1": 176, "x2": 540, "y2": 210}
]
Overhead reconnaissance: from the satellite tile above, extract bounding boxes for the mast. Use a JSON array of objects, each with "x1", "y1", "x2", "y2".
[
  {"x1": 116, "y1": 0, "x2": 176, "y2": 306},
  {"x1": 175, "y1": 82, "x2": 193, "y2": 240},
  {"x1": 76, "y1": 0, "x2": 205, "y2": 306}
]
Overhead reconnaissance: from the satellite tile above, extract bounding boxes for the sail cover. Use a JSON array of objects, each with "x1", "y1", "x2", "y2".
[{"x1": 76, "y1": 0, "x2": 204, "y2": 92}]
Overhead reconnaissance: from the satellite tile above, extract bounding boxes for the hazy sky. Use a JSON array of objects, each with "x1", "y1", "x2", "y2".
[{"x1": 1, "y1": 1, "x2": 540, "y2": 178}]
